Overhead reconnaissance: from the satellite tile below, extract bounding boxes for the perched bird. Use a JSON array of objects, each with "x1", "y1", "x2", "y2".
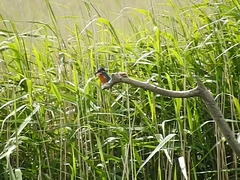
[{"x1": 94, "y1": 67, "x2": 111, "y2": 84}]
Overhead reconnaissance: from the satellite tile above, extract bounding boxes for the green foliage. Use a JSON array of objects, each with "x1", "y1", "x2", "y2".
[{"x1": 0, "y1": 0, "x2": 240, "y2": 179}]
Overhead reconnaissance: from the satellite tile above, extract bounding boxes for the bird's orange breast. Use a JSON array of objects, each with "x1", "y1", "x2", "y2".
[{"x1": 97, "y1": 73, "x2": 107, "y2": 84}]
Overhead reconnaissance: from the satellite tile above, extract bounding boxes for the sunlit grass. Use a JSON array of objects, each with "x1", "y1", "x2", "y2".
[{"x1": 0, "y1": 0, "x2": 240, "y2": 179}]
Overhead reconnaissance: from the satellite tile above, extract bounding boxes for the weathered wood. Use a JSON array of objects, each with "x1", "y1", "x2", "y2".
[{"x1": 102, "y1": 72, "x2": 240, "y2": 156}]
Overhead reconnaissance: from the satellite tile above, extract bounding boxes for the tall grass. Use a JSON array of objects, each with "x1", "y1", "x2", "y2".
[{"x1": 0, "y1": 0, "x2": 240, "y2": 179}]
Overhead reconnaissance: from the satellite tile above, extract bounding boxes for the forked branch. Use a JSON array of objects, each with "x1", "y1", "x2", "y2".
[{"x1": 102, "y1": 72, "x2": 240, "y2": 156}]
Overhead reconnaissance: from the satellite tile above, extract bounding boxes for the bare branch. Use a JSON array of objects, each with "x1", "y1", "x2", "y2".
[
  {"x1": 102, "y1": 73, "x2": 201, "y2": 98},
  {"x1": 102, "y1": 72, "x2": 240, "y2": 156},
  {"x1": 196, "y1": 80, "x2": 240, "y2": 156}
]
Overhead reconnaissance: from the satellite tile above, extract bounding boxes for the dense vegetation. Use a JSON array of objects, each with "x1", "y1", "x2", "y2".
[{"x1": 0, "y1": 0, "x2": 240, "y2": 179}]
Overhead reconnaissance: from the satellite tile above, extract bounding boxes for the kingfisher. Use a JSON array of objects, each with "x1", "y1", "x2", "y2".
[{"x1": 94, "y1": 67, "x2": 111, "y2": 84}]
